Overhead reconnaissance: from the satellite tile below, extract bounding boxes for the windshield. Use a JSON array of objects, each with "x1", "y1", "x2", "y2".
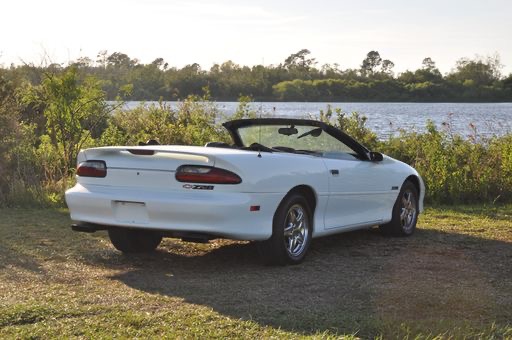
[{"x1": 237, "y1": 124, "x2": 355, "y2": 154}]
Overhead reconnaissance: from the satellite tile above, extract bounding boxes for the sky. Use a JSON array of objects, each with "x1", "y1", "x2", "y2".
[{"x1": 1, "y1": 0, "x2": 511, "y2": 75}]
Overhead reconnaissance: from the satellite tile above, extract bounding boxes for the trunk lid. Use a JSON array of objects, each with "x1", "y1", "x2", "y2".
[{"x1": 77, "y1": 146, "x2": 215, "y2": 190}]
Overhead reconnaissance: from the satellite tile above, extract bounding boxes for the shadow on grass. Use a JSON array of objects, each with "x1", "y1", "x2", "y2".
[
  {"x1": 0, "y1": 209, "x2": 73, "y2": 277},
  {"x1": 102, "y1": 227, "x2": 511, "y2": 337},
  {"x1": 1, "y1": 207, "x2": 510, "y2": 337},
  {"x1": 0, "y1": 208, "x2": 93, "y2": 279}
]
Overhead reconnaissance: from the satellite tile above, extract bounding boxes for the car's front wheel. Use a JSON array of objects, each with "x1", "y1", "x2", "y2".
[
  {"x1": 108, "y1": 228, "x2": 162, "y2": 253},
  {"x1": 379, "y1": 180, "x2": 419, "y2": 236},
  {"x1": 257, "y1": 193, "x2": 312, "y2": 265}
]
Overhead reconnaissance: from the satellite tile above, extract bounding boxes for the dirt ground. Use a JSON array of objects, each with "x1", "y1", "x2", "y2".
[{"x1": 0, "y1": 206, "x2": 511, "y2": 338}]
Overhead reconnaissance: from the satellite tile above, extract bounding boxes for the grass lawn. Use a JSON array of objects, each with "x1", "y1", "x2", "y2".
[{"x1": 0, "y1": 206, "x2": 511, "y2": 339}]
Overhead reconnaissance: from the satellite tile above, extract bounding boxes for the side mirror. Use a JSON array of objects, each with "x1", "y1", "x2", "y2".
[{"x1": 369, "y1": 151, "x2": 383, "y2": 162}]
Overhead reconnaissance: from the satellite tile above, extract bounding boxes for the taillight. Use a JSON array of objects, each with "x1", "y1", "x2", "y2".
[
  {"x1": 175, "y1": 165, "x2": 242, "y2": 184},
  {"x1": 77, "y1": 160, "x2": 107, "y2": 178}
]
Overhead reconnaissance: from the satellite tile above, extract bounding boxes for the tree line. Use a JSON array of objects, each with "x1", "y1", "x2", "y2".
[{"x1": 2, "y1": 49, "x2": 512, "y2": 102}]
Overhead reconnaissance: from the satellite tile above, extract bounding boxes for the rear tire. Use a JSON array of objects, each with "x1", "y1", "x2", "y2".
[
  {"x1": 108, "y1": 228, "x2": 162, "y2": 253},
  {"x1": 257, "y1": 193, "x2": 312, "y2": 265},
  {"x1": 379, "y1": 180, "x2": 419, "y2": 236}
]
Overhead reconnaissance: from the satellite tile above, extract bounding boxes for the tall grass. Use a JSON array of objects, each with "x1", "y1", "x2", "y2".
[
  {"x1": 318, "y1": 105, "x2": 512, "y2": 204},
  {"x1": 382, "y1": 123, "x2": 512, "y2": 204},
  {"x1": 0, "y1": 95, "x2": 229, "y2": 207},
  {"x1": 1, "y1": 97, "x2": 511, "y2": 207}
]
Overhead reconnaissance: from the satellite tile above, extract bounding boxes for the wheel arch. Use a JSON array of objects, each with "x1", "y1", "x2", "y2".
[
  {"x1": 405, "y1": 174, "x2": 424, "y2": 212},
  {"x1": 277, "y1": 185, "x2": 317, "y2": 232},
  {"x1": 405, "y1": 175, "x2": 421, "y2": 197}
]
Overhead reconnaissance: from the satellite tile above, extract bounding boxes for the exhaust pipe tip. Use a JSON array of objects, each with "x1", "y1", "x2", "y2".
[{"x1": 71, "y1": 223, "x2": 106, "y2": 233}]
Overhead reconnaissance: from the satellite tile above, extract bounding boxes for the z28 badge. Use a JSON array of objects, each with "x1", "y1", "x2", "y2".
[{"x1": 182, "y1": 184, "x2": 214, "y2": 190}]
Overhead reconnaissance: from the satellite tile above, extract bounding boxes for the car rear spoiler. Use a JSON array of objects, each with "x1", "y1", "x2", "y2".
[{"x1": 78, "y1": 146, "x2": 214, "y2": 164}]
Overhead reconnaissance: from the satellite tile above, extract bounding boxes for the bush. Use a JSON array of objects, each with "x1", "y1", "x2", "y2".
[
  {"x1": 317, "y1": 105, "x2": 378, "y2": 149},
  {"x1": 380, "y1": 122, "x2": 512, "y2": 204},
  {"x1": 1, "y1": 72, "x2": 511, "y2": 207},
  {"x1": 100, "y1": 95, "x2": 229, "y2": 147},
  {"x1": 316, "y1": 107, "x2": 512, "y2": 204},
  {"x1": 0, "y1": 68, "x2": 108, "y2": 207}
]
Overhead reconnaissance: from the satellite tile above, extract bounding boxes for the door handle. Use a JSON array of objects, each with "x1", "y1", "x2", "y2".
[{"x1": 330, "y1": 169, "x2": 339, "y2": 176}]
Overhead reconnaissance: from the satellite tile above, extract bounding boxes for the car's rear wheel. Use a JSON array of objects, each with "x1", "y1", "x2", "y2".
[
  {"x1": 108, "y1": 228, "x2": 162, "y2": 253},
  {"x1": 257, "y1": 193, "x2": 312, "y2": 265},
  {"x1": 379, "y1": 180, "x2": 419, "y2": 236}
]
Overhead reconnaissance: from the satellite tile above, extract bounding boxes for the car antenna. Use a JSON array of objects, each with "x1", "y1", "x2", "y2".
[{"x1": 257, "y1": 104, "x2": 262, "y2": 158}]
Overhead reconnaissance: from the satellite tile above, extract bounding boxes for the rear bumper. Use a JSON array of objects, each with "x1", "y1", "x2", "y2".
[{"x1": 65, "y1": 184, "x2": 283, "y2": 240}]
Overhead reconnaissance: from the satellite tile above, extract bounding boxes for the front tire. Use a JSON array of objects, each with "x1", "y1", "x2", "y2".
[
  {"x1": 257, "y1": 193, "x2": 312, "y2": 265},
  {"x1": 379, "y1": 180, "x2": 419, "y2": 236},
  {"x1": 108, "y1": 228, "x2": 162, "y2": 253}
]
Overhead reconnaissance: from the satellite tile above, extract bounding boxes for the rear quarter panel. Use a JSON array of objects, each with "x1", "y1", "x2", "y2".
[
  {"x1": 213, "y1": 152, "x2": 329, "y2": 194},
  {"x1": 213, "y1": 151, "x2": 330, "y2": 237}
]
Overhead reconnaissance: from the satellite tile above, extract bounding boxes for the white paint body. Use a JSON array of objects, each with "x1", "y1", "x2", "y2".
[{"x1": 65, "y1": 145, "x2": 425, "y2": 241}]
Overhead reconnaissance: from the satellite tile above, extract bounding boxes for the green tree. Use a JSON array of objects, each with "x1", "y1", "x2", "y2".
[
  {"x1": 448, "y1": 55, "x2": 502, "y2": 86},
  {"x1": 24, "y1": 67, "x2": 111, "y2": 177},
  {"x1": 503, "y1": 74, "x2": 512, "y2": 93},
  {"x1": 361, "y1": 51, "x2": 382, "y2": 76},
  {"x1": 96, "y1": 50, "x2": 108, "y2": 68},
  {"x1": 151, "y1": 57, "x2": 168, "y2": 70},
  {"x1": 283, "y1": 49, "x2": 317, "y2": 78},
  {"x1": 0, "y1": 72, "x2": 22, "y2": 200},
  {"x1": 107, "y1": 52, "x2": 138, "y2": 68},
  {"x1": 422, "y1": 57, "x2": 437, "y2": 72},
  {"x1": 3, "y1": 49, "x2": 512, "y2": 103},
  {"x1": 381, "y1": 59, "x2": 395, "y2": 76}
]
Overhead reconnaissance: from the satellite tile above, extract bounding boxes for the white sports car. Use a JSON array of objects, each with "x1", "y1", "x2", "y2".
[{"x1": 66, "y1": 118, "x2": 424, "y2": 265}]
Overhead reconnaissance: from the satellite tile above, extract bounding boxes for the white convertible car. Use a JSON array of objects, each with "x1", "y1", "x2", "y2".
[{"x1": 66, "y1": 118, "x2": 424, "y2": 265}]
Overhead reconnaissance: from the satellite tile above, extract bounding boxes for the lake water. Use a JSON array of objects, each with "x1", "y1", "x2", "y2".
[{"x1": 125, "y1": 101, "x2": 512, "y2": 139}]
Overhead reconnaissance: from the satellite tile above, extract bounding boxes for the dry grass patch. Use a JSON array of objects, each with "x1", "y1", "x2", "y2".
[{"x1": 0, "y1": 206, "x2": 511, "y2": 338}]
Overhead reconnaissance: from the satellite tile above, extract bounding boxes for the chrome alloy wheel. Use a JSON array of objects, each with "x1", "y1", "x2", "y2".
[
  {"x1": 400, "y1": 189, "x2": 417, "y2": 233},
  {"x1": 283, "y1": 204, "x2": 310, "y2": 257}
]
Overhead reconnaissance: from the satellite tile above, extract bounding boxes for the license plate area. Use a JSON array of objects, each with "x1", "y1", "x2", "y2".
[{"x1": 112, "y1": 201, "x2": 149, "y2": 224}]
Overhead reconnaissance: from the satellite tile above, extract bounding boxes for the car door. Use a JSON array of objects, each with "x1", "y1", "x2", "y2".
[{"x1": 322, "y1": 154, "x2": 399, "y2": 230}]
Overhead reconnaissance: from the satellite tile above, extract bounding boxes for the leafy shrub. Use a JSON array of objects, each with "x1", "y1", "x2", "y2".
[
  {"x1": 100, "y1": 95, "x2": 229, "y2": 147},
  {"x1": 317, "y1": 105, "x2": 378, "y2": 149},
  {"x1": 380, "y1": 121, "x2": 512, "y2": 204},
  {"x1": 315, "y1": 108, "x2": 512, "y2": 204},
  {"x1": 1, "y1": 74, "x2": 511, "y2": 207}
]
